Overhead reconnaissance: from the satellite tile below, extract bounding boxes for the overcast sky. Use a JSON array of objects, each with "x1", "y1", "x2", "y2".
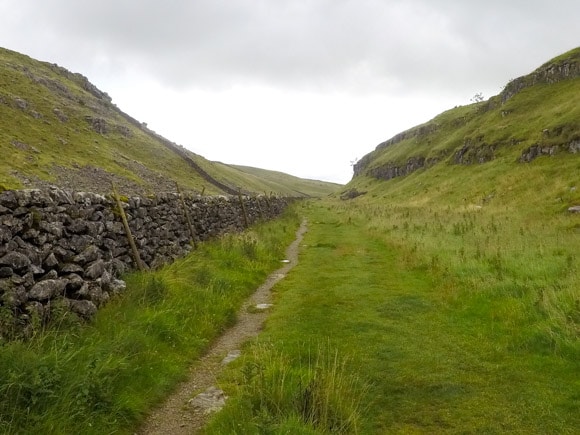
[{"x1": 1, "y1": 1, "x2": 579, "y2": 183}]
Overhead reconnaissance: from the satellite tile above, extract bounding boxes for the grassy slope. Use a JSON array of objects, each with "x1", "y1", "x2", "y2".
[
  {"x1": 356, "y1": 48, "x2": 579, "y2": 174},
  {"x1": 216, "y1": 163, "x2": 341, "y2": 197},
  {"x1": 0, "y1": 47, "x2": 215, "y2": 194},
  {"x1": 0, "y1": 47, "x2": 338, "y2": 196}
]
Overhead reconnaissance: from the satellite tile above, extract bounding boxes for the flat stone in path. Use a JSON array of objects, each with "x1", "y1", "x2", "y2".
[
  {"x1": 188, "y1": 387, "x2": 228, "y2": 415},
  {"x1": 221, "y1": 350, "x2": 241, "y2": 365}
]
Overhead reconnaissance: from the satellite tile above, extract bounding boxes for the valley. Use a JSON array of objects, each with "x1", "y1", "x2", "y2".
[{"x1": 0, "y1": 46, "x2": 578, "y2": 434}]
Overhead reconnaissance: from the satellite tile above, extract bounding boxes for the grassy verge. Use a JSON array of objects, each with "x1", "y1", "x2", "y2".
[
  {"x1": 0, "y1": 209, "x2": 300, "y2": 434},
  {"x1": 205, "y1": 194, "x2": 579, "y2": 433}
]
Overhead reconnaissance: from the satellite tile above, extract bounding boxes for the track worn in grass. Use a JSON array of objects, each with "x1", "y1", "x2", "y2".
[{"x1": 206, "y1": 201, "x2": 579, "y2": 433}]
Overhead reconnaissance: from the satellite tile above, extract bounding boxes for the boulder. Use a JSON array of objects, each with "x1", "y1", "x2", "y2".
[
  {"x1": 0, "y1": 225, "x2": 11, "y2": 244},
  {"x1": 68, "y1": 219, "x2": 88, "y2": 234},
  {"x1": 60, "y1": 263, "x2": 85, "y2": 274},
  {"x1": 43, "y1": 252, "x2": 59, "y2": 269},
  {"x1": 48, "y1": 187, "x2": 74, "y2": 205},
  {"x1": 99, "y1": 269, "x2": 112, "y2": 290},
  {"x1": 69, "y1": 299, "x2": 97, "y2": 318},
  {"x1": 73, "y1": 245, "x2": 100, "y2": 265},
  {"x1": 188, "y1": 386, "x2": 228, "y2": 415},
  {"x1": 77, "y1": 281, "x2": 108, "y2": 305},
  {"x1": 18, "y1": 272, "x2": 34, "y2": 290},
  {"x1": 41, "y1": 270, "x2": 59, "y2": 281},
  {"x1": 86, "y1": 221, "x2": 104, "y2": 237},
  {"x1": 85, "y1": 259, "x2": 105, "y2": 280},
  {"x1": 29, "y1": 279, "x2": 66, "y2": 301},
  {"x1": 0, "y1": 252, "x2": 31, "y2": 272},
  {"x1": 66, "y1": 235, "x2": 93, "y2": 254},
  {"x1": 52, "y1": 246, "x2": 74, "y2": 262},
  {"x1": 40, "y1": 221, "x2": 64, "y2": 238},
  {"x1": 111, "y1": 258, "x2": 127, "y2": 276},
  {"x1": 64, "y1": 273, "x2": 84, "y2": 292},
  {"x1": 30, "y1": 264, "x2": 45, "y2": 276},
  {"x1": 0, "y1": 190, "x2": 18, "y2": 208}
]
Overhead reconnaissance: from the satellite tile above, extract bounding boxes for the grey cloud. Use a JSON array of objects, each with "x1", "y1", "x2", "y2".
[{"x1": 3, "y1": 0, "x2": 579, "y2": 95}]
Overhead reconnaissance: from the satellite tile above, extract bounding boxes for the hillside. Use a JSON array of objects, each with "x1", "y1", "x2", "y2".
[
  {"x1": 0, "y1": 47, "x2": 340, "y2": 197},
  {"x1": 350, "y1": 47, "x2": 580, "y2": 185},
  {"x1": 1, "y1": 47, "x2": 579, "y2": 434},
  {"x1": 308, "y1": 48, "x2": 579, "y2": 432},
  {"x1": 217, "y1": 164, "x2": 341, "y2": 197}
]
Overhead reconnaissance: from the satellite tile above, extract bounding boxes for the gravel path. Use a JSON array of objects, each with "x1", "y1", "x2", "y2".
[{"x1": 138, "y1": 219, "x2": 308, "y2": 434}]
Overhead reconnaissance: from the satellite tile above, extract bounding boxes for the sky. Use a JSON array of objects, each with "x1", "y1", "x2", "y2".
[{"x1": 1, "y1": 1, "x2": 579, "y2": 184}]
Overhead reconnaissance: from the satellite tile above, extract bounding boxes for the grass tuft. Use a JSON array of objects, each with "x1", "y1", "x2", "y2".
[{"x1": 206, "y1": 342, "x2": 365, "y2": 434}]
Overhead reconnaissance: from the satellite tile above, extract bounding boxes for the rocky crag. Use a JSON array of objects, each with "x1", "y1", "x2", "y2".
[
  {"x1": 352, "y1": 47, "x2": 580, "y2": 183},
  {"x1": 0, "y1": 187, "x2": 289, "y2": 339}
]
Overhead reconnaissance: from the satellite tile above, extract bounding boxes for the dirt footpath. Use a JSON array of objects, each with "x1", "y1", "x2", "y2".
[{"x1": 138, "y1": 219, "x2": 308, "y2": 434}]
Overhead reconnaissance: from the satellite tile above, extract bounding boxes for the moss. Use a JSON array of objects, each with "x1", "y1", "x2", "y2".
[{"x1": 30, "y1": 208, "x2": 42, "y2": 229}]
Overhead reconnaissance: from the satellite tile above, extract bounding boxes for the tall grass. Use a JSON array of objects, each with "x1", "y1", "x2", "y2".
[
  {"x1": 204, "y1": 342, "x2": 365, "y2": 434},
  {"x1": 347, "y1": 154, "x2": 580, "y2": 357},
  {"x1": 0, "y1": 208, "x2": 300, "y2": 434},
  {"x1": 206, "y1": 153, "x2": 579, "y2": 433}
]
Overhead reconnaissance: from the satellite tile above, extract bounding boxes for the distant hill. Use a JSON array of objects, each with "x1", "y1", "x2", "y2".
[
  {"x1": 348, "y1": 47, "x2": 579, "y2": 187},
  {"x1": 0, "y1": 47, "x2": 340, "y2": 196},
  {"x1": 225, "y1": 164, "x2": 342, "y2": 197}
]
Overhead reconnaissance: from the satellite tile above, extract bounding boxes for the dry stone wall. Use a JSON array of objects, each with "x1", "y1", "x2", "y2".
[{"x1": 0, "y1": 187, "x2": 289, "y2": 336}]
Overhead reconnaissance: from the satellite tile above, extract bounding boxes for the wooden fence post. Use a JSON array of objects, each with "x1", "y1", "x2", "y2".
[
  {"x1": 176, "y1": 182, "x2": 198, "y2": 249},
  {"x1": 112, "y1": 182, "x2": 145, "y2": 271}
]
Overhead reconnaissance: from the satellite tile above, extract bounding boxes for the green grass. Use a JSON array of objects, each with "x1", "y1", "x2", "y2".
[
  {"x1": 205, "y1": 187, "x2": 579, "y2": 433},
  {"x1": 208, "y1": 342, "x2": 365, "y2": 434},
  {"x1": 358, "y1": 48, "x2": 580, "y2": 175},
  {"x1": 0, "y1": 47, "x2": 213, "y2": 193},
  {"x1": 0, "y1": 209, "x2": 301, "y2": 434},
  {"x1": 224, "y1": 164, "x2": 342, "y2": 197},
  {"x1": 0, "y1": 47, "x2": 339, "y2": 195}
]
